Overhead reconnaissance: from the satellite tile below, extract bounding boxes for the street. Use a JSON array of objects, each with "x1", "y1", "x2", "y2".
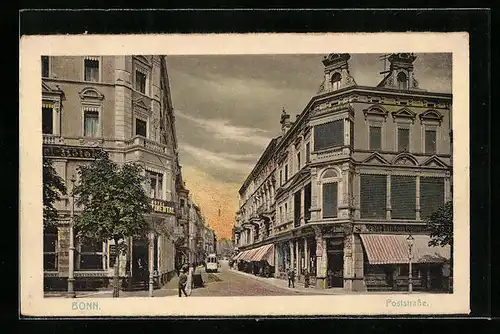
[{"x1": 50, "y1": 260, "x2": 325, "y2": 299}]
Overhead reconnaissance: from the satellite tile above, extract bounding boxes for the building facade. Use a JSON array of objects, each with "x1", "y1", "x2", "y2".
[
  {"x1": 233, "y1": 53, "x2": 452, "y2": 292},
  {"x1": 42, "y1": 55, "x2": 185, "y2": 291}
]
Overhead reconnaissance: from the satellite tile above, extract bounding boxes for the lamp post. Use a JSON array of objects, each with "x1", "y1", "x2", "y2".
[
  {"x1": 406, "y1": 234, "x2": 415, "y2": 293},
  {"x1": 67, "y1": 174, "x2": 76, "y2": 298},
  {"x1": 148, "y1": 221, "x2": 155, "y2": 297}
]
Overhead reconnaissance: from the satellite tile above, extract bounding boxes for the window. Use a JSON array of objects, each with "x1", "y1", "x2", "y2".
[
  {"x1": 83, "y1": 109, "x2": 99, "y2": 137},
  {"x1": 360, "y1": 174, "x2": 387, "y2": 219},
  {"x1": 279, "y1": 170, "x2": 283, "y2": 186},
  {"x1": 425, "y1": 129, "x2": 437, "y2": 154},
  {"x1": 369, "y1": 126, "x2": 382, "y2": 150},
  {"x1": 135, "y1": 118, "x2": 147, "y2": 137},
  {"x1": 322, "y1": 183, "x2": 338, "y2": 218},
  {"x1": 147, "y1": 171, "x2": 163, "y2": 199},
  {"x1": 297, "y1": 152, "x2": 301, "y2": 171},
  {"x1": 284, "y1": 165, "x2": 288, "y2": 182},
  {"x1": 279, "y1": 206, "x2": 283, "y2": 223},
  {"x1": 314, "y1": 120, "x2": 344, "y2": 151},
  {"x1": 180, "y1": 199, "x2": 185, "y2": 207},
  {"x1": 391, "y1": 176, "x2": 416, "y2": 219},
  {"x1": 84, "y1": 57, "x2": 100, "y2": 82},
  {"x1": 78, "y1": 239, "x2": 104, "y2": 270},
  {"x1": 135, "y1": 70, "x2": 147, "y2": 94},
  {"x1": 398, "y1": 128, "x2": 410, "y2": 152},
  {"x1": 41, "y1": 56, "x2": 49, "y2": 77},
  {"x1": 284, "y1": 203, "x2": 288, "y2": 221},
  {"x1": 397, "y1": 71, "x2": 408, "y2": 90},
  {"x1": 350, "y1": 121, "x2": 355, "y2": 148},
  {"x1": 42, "y1": 107, "x2": 53, "y2": 134},
  {"x1": 305, "y1": 142, "x2": 310, "y2": 163},
  {"x1": 304, "y1": 183, "x2": 312, "y2": 222},
  {"x1": 331, "y1": 72, "x2": 341, "y2": 90},
  {"x1": 420, "y1": 177, "x2": 445, "y2": 219},
  {"x1": 294, "y1": 191, "x2": 301, "y2": 227},
  {"x1": 43, "y1": 228, "x2": 58, "y2": 271}
]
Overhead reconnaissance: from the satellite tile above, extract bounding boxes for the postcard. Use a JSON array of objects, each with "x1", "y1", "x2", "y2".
[{"x1": 20, "y1": 32, "x2": 469, "y2": 317}]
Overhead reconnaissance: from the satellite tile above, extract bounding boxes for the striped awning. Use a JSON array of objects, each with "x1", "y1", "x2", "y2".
[
  {"x1": 360, "y1": 234, "x2": 451, "y2": 265},
  {"x1": 249, "y1": 244, "x2": 274, "y2": 262},
  {"x1": 84, "y1": 56, "x2": 99, "y2": 61}
]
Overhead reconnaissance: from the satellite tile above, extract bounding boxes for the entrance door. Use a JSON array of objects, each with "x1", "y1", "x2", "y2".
[
  {"x1": 327, "y1": 252, "x2": 344, "y2": 287},
  {"x1": 132, "y1": 240, "x2": 148, "y2": 282}
]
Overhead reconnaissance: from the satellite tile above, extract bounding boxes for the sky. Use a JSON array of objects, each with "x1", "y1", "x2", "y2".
[{"x1": 165, "y1": 53, "x2": 452, "y2": 239}]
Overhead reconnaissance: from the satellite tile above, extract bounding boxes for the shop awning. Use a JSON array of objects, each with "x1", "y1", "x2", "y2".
[
  {"x1": 249, "y1": 244, "x2": 274, "y2": 263},
  {"x1": 240, "y1": 248, "x2": 259, "y2": 261},
  {"x1": 360, "y1": 234, "x2": 450, "y2": 265}
]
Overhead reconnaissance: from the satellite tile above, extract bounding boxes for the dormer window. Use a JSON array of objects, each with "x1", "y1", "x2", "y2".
[
  {"x1": 331, "y1": 72, "x2": 342, "y2": 90},
  {"x1": 397, "y1": 72, "x2": 408, "y2": 90}
]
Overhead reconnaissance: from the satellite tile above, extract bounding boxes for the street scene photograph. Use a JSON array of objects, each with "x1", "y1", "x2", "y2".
[{"x1": 40, "y1": 51, "x2": 454, "y2": 300}]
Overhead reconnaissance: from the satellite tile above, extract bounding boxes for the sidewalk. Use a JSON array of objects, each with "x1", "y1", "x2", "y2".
[{"x1": 230, "y1": 269, "x2": 430, "y2": 295}]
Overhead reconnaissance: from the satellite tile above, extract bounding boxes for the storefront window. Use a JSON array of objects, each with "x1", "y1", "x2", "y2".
[
  {"x1": 43, "y1": 227, "x2": 58, "y2": 271},
  {"x1": 77, "y1": 239, "x2": 105, "y2": 270}
]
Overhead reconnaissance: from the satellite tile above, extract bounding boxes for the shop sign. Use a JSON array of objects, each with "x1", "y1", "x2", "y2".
[
  {"x1": 43, "y1": 145, "x2": 103, "y2": 159},
  {"x1": 151, "y1": 199, "x2": 175, "y2": 215}
]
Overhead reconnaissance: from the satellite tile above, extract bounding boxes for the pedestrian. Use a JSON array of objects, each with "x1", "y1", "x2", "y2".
[
  {"x1": 178, "y1": 268, "x2": 188, "y2": 297},
  {"x1": 288, "y1": 267, "x2": 295, "y2": 288}
]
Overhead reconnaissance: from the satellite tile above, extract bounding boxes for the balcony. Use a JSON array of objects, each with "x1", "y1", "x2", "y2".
[
  {"x1": 43, "y1": 134, "x2": 65, "y2": 145},
  {"x1": 125, "y1": 136, "x2": 172, "y2": 156}
]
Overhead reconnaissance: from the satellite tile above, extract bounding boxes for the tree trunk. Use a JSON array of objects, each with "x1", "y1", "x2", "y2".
[{"x1": 113, "y1": 238, "x2": 120, "y2": 298}]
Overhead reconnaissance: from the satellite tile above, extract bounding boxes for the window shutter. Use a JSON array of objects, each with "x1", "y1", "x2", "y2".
[
  {"x1": 314, "y1": 120, "x2": 344, "y2": 151},
  {"x1": 420, "y1": 177, "x2": 445, "y2": 219},
  {"x1": 360, "y1": 174, "x2": 386, "y2": 218},
  {"x1": 322, "y1": 182, "x2": 338, "y2": 218},
  {"x1": 369, "y1": 126, "x2": 381, "y2": 150},
  {"x1": 391, "y1": 175, "x2": 416, "y2": 219}
]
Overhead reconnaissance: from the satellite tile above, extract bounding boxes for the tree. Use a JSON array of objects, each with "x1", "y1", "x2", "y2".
[
  {"x1": 426, "y1": 200, "x2": 453, "y2": 247},
  {"x1": 426, "y1": 200, "x2": 453, "y2": 290},
  {"x1": 72, "y1": 151, "x2": 152, "y2": 297},
  {"x1": 43, "y1": 157, "x2": 67, "y2": 229}
]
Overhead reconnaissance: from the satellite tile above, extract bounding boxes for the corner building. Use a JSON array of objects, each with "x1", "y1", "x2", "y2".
[
  {"x1": 42, "y1": 55, "x2": 185, "y2": 291},
  {"x1": 233, "y1": 53, "x2": 452, "y2": 292}
]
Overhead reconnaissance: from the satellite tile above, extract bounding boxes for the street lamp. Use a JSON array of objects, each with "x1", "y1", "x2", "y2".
[
  {"x1": 67, "y1": 174, "x2": 76, "y2": 298},
  {"x1": 148, "y1": 220, "x2": 155, "y2": 297},
  {"x1": 406, "y1": 234, "x2": 415, "y2": 293}
]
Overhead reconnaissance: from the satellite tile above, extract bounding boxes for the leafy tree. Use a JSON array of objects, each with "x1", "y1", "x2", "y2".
[
  {"x1": 43, "y1": 157, "x2": 67, "y2": 229},
  {"x1": 426, "y1": 200, "x2": 453, "y2": 247},
  {"x1": 72, "y1": 151, "x2": 152, "y2": 297},
  {"x1": 426, "y1": 200, "x2": 453, "y2": 290}
]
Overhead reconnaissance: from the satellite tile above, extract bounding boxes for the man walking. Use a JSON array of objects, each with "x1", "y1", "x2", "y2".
[
  {"x1": 288, "y1": 267, "x2": 295, "y2": 288},
  {"x1": 178, "y1": 268, "x2": 188, "y2": 297}
]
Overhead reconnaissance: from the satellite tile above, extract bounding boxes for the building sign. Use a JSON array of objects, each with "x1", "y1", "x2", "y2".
[
  {"x1": 365, "y1": 224, "x2": 428, "y2": 234},
  {"x1": 151, "y1": 199, "x2": 175, "y2": 215},
  {"x1": 43, "y1": 145, "x2": 103, "y2": 159}
]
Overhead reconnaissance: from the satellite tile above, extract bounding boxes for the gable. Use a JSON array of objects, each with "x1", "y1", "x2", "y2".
[
  {"x1": 361, "y1": 153, "x2": 390, "y2": 165},
  {"x1": 392, "y1": 153, "x2": 418, "y2": 166},
  {"x1": 391, "y1": 107, "x2": 416, "y2": 122},
  {"x1": 420, "y1": 156, "x2": 448, "y2": 168}
]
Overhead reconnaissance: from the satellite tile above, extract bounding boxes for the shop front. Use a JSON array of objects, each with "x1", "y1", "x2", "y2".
[{"x1": 360, "y1": 233, "x2": 451, "y2": 292}]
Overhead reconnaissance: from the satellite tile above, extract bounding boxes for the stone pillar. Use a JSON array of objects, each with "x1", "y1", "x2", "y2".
[
  {"x1": 315, "y1": 234, "x2": 327, "y2": 289},
  {"x1": 295, "y1": 238, "x2": 300, "y2": 275},
  {"x1": 353, "y1": 170, "x2": 361, "y2": 219},
  {"x1": 300, "y1": 188, "x2": 305, "y2": 225},
  {"x1": 352, "y1": 233, "x2": 367, "y2": 291},
  {"x1": 289, "y1": 240, "x2": 294, "y2": 270},
  {"x1": 304, "y1": 238, "x2": 309, "y2": 272},
  {"x1": 386, "y1": 175, "x2": 392, "y2": 220},
  {"x1": 310, "y1": 168, "x2": 320, "y2": 221},
  {"x1": 274, "y1": 243, "x2": 279, "y2": 278},
  {"x1": 416, "y1": 175, "x2": 421, "y2": 220},
  {"x1": 444, "y1": 173, "x2": 451, "y2": 203}
]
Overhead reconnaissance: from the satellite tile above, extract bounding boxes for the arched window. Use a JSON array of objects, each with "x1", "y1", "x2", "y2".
[
  {"x1": 397, "y1": 71, "x2": 408, "y2": 90},
  {"x1": 321, "y1": 168, "x2": 340, "y2": 219},
  {"x1": 331, "y1": 72, "x2": 342, "y2": 90}
]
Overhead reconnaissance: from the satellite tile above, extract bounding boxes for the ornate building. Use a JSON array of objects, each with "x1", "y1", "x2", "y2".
[
  {"x1": 233, "y1": 53, "x2": 452, "y2": 291},
  {"x1": 42, "y1": 55, "x2": 186, "y2": 291}
]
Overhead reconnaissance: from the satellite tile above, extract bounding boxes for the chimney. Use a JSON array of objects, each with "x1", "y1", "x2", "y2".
[{"x1": 280, "y1": 107, "x2": 291, "y2": 134}]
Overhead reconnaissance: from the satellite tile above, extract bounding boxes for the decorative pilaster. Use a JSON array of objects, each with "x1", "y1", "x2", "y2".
[
  {"x1": 304, "y1": 238, "x2": 309, "y2": 272},
  {"x1": 386, "y1": 175, "x2": 392, "y2": 220},
  {"x1": 416, "y1": 175, "x2": 421, "y2": 220},
  {"x1": 295, "y1": 238, "x2": 300, "y2": 274}
]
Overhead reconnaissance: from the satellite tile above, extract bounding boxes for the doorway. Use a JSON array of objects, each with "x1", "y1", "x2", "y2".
[
  {"x1": 326, "y1": 238, "x2": 344, "y2": 288},
  {"x1": 132, "y1": 239, "x2": 148, "y2": 283}
]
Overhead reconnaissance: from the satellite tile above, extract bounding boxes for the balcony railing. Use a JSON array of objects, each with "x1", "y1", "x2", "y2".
[{"x1": 125, "y1": 136, "x2": 172, "y2": 155}]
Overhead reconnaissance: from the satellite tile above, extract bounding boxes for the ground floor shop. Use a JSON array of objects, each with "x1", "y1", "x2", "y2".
[
  {"x1": 232, "y1": 224, "x2": 452, "y2": 292},
  {"x1": 43, "y1": 217, "x2": 177, "y2": 291}
]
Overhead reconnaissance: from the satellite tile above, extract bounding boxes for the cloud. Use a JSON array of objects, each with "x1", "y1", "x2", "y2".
[
  {"x1": 175, "y1": 110, "x2": 273, "y2": 147},
  {"x1": 179, "y1": 143, "x2": 256, "y2": 174}
]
